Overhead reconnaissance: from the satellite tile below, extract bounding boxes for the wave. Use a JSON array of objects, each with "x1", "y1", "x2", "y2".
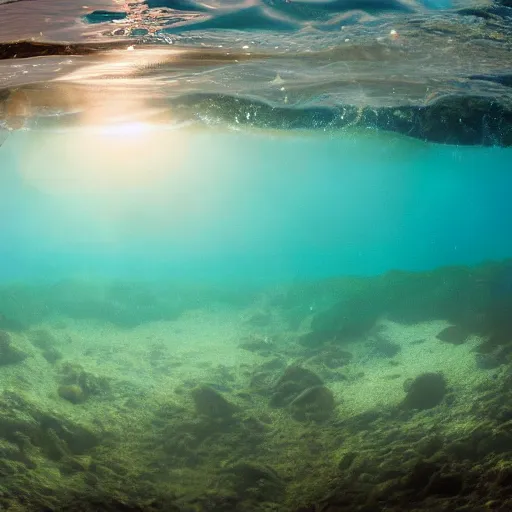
[{"x1": 0, "y1": 1, "x2": 511, "y2": 145}]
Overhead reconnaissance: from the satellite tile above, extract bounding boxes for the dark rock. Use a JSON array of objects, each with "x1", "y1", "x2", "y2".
[
  {"x1": 269, "y1": 365, "x2": 323, "y2": 407},
  {"x1": 0, "y1": 330, "x2": 28, "y2": 365},
  {"x1": 402, "y1": 372, "x2": 447, "y2": 410},
  {"x1": 436, "y1": 325, "x2": 470, "y2": 344},
  {"x1": 191, "y1": 385, "x2": 237, "y2": 420},
  {"x1": 309, "y1": 294, "x2": 381, "y2": 345},
  {"x1": 289, "y1": 385, "x2": 335, "y2": 422}
]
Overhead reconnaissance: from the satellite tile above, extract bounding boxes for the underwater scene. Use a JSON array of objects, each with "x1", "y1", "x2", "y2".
[{"x1": 1, "y1": 0, "x2": 512, "y2": 511}]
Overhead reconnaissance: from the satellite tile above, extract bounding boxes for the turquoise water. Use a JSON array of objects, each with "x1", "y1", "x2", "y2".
[
  {"x1": 2, "y1": 2, "x2": 512, "y2": 511},
  {"x1": 2, "y1": 127, "x2": 512, "y2": 284}
]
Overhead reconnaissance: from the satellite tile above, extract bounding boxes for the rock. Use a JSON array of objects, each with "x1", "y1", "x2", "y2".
[
  {"x1": 57, "y1": 363, "x2": 110, "y2": 403},
  {"x1": 307, "y1": 294, "x2": 381, "y2": 346},
  {"x1": 268, "y1": 366, "x2": 335, "y2": 422},
  {"x1": 0, "y1": 330, "x2": 28, "y2": 365},
  {"x1": 289, "y1": 385, "x2": 335, "y2": 422},
  {"x1": 58, "y1": 385, "x2": 87, "y2": 404},
  {"x1": 402, "y1": 372, "x2": 447, "y2": 410},
  {"x1": 249, "y1": 371, "x2": 276, "y2": 394},
  {"x1": 191, "y1": 385, "x2": 237, "y2": 420},
  {"x1": 0, "y1": 390, "x2": 99, "y2": 462},
  {"x1": 59, "y1": 362, "x2": 110, "y2": 396},
  {"x1": 269, "y1": 365, "x2": 323, "y2": 407},
  {"x1": 436, "y1": 325, "x2": 470, "y2": 344}
]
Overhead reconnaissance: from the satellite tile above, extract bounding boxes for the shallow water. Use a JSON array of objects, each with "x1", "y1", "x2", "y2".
[
  {"x1": 1, "y1": 127, "x2": 512, "y2": 283},
  {"x1": 1, "y1": 1, "x2": 512, "y2": 511}
]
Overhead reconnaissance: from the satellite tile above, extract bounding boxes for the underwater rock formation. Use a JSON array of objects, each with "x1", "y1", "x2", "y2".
[
  {"x1": 191, "y1": 385, "x2": 238, "y2": 420},
  {"x1": 269, "y1": 365, "x2": 335, "y2": 422},
  {"x1": 436, "y1": 325, "x2": 470, "y2": 344},
  {"x1": 28, "y1": 329, "x2": 63, "y2": 363},
  {"x1": 0, "y1": 330, "x2": 28, "y2": 365},
  {"x1": 57, "y1": 362, "x2": 110, "y2": 403},
  {"x1": 269, "y1": 365, "x2": 324, "y2": 407},
  {"x1": 402, "y1": 372, "x2": 447, "y2": 410},
  {"x1": 289, "y1": 385, "x2": 335, "y2": 422}
]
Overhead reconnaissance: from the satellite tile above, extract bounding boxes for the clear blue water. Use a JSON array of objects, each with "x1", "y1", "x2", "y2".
[{"x1": 1, "y1": 127, "x2": 511, "y2": 284}]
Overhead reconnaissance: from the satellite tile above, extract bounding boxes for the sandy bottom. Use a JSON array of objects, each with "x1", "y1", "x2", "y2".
[{"x1": 2, "y1": 303, "x2": 492, "y2": 429}]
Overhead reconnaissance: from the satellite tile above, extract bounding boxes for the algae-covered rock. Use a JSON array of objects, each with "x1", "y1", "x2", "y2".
[
  {"x1": 268, "y1": 365, "x2": 335, "y2": 422},
  {"x1": 269, "y1": 365, "x2": 323, "y2": 407},
  {"x1": 0, "y1": 330, "x2": 28, "y2": 365},
  {"x1": 58, "y1": 384, "x2": 87, "y2": 404},
  {"x1": 58, "y1": 362, "x2": 110, "y2": 403},
  {"x1": 402, "y1": 372, "x2": 447, "y2": 410},
  {"x1": 192, "y1": 385, "x2": 238, "y2": 420},
  {"x1": 306, "y1": 292, "x2": 382, "y2": 346},
  {"x1": 289, "y1": 385, "x2": 335, "y2": 422},
  {"x1": 0, "y1": 390, "x2": 99, "y2": 465}
]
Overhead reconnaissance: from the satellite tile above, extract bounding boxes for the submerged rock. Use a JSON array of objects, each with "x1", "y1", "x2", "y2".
[
  {"x1": 402, "y1": 372, "x2": 447, "y2": 410},
  {"x1": 269, "y1": 365, "x2": 323, "y2": 407},
  {"x1": 436, "y1": 325, "x2": 469, "y2": 344},
  {"x1": 269, "y1": 365, "x2": 335, "y2": 422},
  {"x1": 58, "y1": 384, "x2": 87, "y2": 404},
  {"x1": 58, "y1": 362, "x2": 110, "y2": 403},
  {"x1": 289, "y1": 385, "x2": 335, "y2": 422},
  {"x1": 192, "y1": 385, "x2": 238, "y2": 420},
  {"x1": 306, "y1": 293, "x2": 382, "y2": 346},
  {"x1": 0, "y1": 330, "x2": 28, "y2": 366}
]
